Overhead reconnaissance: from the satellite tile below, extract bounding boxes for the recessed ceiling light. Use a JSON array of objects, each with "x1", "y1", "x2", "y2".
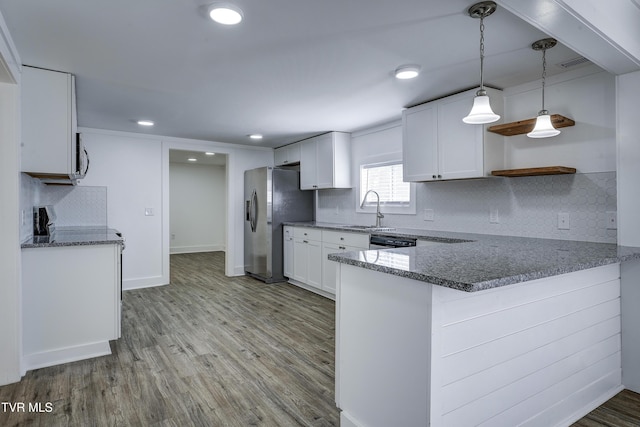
[
  {"x1": 205, "y1": 152, "x2": 216, "y2": 156},
  {"x1": 209, "y1": 3, "x2": 243, "y2": 25},
  {"x1": 395, "y1": 65, "x2": 420, "y2": 80},
  {"x1": 137, "y1": 120, "x2": 154, "y2": 126},
  {"x1": 188, "y1": 158, "x2": 197, "y2": 162},
  {"x1": 249, "y1": 134, "x2": 263, "y2": 140}
]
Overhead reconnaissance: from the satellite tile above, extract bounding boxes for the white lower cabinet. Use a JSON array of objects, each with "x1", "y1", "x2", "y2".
[
  {"x1": 283, "y1": 226, "x2": 294, "y2": 278},
  {"x1": 292, "y1": 227, "x2": 323, "y2": 289},
  {"x1": 21, "y1": 243, "x2": 122, "y2": 371},
  {"x1": 285, "y1": 226, "x2": 369, "y2": 298}
]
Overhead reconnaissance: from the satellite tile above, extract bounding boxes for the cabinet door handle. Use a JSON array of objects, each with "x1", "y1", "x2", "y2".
[
  {"x1": 339, "y1": 246, "x2": 346, "y2": 250},
  {"x1": 438, "y1": 174, "x2": 442, "y2": 179},
  {"x1": 303, "y1": 240, "x2": 309, "y2": 244},
  {"x1": 432, "y1": 175, "x2": 437, "y2": 179}
]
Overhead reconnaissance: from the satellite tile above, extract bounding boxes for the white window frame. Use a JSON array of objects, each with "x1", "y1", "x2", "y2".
[{"x1": 356, "y1": 154, "x2": 416, "y2": 215}]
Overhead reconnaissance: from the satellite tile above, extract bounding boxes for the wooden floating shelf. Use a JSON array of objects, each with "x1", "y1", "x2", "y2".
[
  {"x1": 487, "y1": 114, "x2": 575, "y2": 136},
  {"x1": 491, "y1": 166, "x2": 577, "y2": 177}
]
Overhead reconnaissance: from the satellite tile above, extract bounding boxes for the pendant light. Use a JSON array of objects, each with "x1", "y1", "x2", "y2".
[
  {"x1": 527, "y1": 38, "x2": 561, "y2": 138},
  {"x1": 463, "y1": 1, "x2": 500, "y2": 124}
]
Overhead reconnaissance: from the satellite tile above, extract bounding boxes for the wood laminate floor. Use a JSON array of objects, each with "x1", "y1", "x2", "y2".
[
  {"x1": 0, "y1": 252, "x2": 338, "y2": 426},
  {"x1": 1, "y1": 252, "x2": 639, "y2": 426}
]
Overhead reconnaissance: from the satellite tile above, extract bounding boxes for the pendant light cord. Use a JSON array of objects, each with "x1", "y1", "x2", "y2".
[
  {"x1": 541, "y1": 48, "x2": 547, "y2": 112},
  {"x1": 479, "y1": 15, "x2": 485, "y2": 91}
]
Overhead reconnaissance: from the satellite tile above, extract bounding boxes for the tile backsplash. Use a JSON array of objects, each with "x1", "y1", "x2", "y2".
[
  {"x1": 317, "y1": 172, "x2": 617, "y2": 244},
  {"x1": 20, "y1": 173, "x2": 108, "y2": 241}
]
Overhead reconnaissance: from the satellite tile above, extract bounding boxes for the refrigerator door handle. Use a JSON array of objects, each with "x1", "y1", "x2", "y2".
[{"x1": 249, "y1": 189, "x2": 258, "y2": 232}]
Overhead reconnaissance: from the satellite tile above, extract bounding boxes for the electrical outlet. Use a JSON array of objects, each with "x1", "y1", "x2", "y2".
[
  {"x1": 489, "y1": 208, "x2": 499, "y2": 224},
  {"x1": 558, "y1": 212, "x2": 570, "y2": 230},
  {"x1": 423, "y1": 209, "x2": 434, "y2": 221},
  {"x1": 171, "y1": 233, "x2": 176, "y2": 240},
  {"x1": 606, "y1": 211, "x2": 617, "y2": 229},
  {"x1": 145, "y1": 207, "x2": 154, "y2": 216}
]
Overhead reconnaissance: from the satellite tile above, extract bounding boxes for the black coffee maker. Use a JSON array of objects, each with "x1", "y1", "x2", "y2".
[{"x1": 33, "y1": 205, "x2": 56, "y2": 236}]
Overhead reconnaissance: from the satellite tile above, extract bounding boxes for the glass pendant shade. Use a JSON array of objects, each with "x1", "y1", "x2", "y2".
[
  {"x1": 462, "y1": 93, "x2": 500, "y2": 124},
  {"x1": 527, "y1": 112, "x2": 561, "y2": 138}
]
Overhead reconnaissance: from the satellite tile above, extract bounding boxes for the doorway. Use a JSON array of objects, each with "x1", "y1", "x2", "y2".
[{"x1": 168, "y1": 149, "x2": 228, "y2": 255}]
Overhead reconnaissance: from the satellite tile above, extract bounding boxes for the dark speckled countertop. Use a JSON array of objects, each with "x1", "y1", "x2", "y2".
[
  {"x1": 21, "y1": 226, "x2": 124, "y2": 249},
  {"x1": 285, "y1": 222, "x2": 640, "y2": 292}
]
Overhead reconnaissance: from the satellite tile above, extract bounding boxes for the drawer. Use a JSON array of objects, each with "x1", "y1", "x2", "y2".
[
  {"x1": 293, "y1": 227, "x2": 322, "y2": 241},
  {"x1": 322, "y1": 230, "x2": 369, "y2": 248}
]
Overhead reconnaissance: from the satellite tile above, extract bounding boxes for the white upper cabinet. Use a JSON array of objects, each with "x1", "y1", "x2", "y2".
[
  {"x1": 21, "y1": 66, "x2": 86, "y2": 185},
  {"x1": 274, "y1": 142, "x2": 301, "y2": 166},
  {"x1": 300, "y1": 131, "x2": 351, "y2": 190},
  {"x1": 402, "y1": 87, "x2": 504, "y2": 182}
]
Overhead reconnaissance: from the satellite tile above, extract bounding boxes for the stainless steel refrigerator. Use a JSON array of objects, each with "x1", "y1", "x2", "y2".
[{"x1": 244, "y1": 167, "x2": 313, "y2": 283}]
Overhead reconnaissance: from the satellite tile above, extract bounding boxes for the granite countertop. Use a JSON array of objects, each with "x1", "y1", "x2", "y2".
[
  {"x1": 21, "y1": 226, "x2": 124, "y2": 249},
  {"x1": 285, "y1": 222, "x2": 640, "y2": 292}
]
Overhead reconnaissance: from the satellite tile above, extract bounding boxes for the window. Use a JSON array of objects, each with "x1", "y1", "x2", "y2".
[{"x1": 358, "y1": 160, "x2": 415, "y2": 214}]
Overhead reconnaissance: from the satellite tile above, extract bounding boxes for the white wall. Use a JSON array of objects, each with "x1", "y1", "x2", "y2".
[
  {"x1": 0, "y1": 81, "x2": 22, "y2": 385},
  {"x1": 169, "y1": 162, "x2": 226, "y2": 254},
  {"x1": 503, "y1": 70, "x2": 616, "y2": 172},
  {"x1": 79, "y1": 132, "x2": 164, "y2": 290},
  {"x1": 617, "y1": 70, "x2": 640, "y2": 393},
  {"x1": 78, "y1": 128, "x2": 272, "y2": 288},
  {"x1": 317, "y1": 70, "x2": 618, "y2": 243}
]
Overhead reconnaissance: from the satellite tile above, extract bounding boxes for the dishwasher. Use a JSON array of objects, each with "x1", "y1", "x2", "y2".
[{"x1": 369, "y1": 234, "x2": 417, "y2": 249}]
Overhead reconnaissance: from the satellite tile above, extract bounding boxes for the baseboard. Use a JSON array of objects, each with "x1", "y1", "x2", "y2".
[
  {"x1": 169, "y1": 244, "x2": 225, "y2": 254},
  {"x1": 286, "y1": 279, "x2": 336, "y2": 301},
  {"x1": 340, "y1": 411, "x2": 362, "y2": 427},
  {"x1": 23, "y1": 341, "x2": 112, "y2": 371},
  {"x1": 557, "y1": 383, "x2": 624, "y2": 426},
  {"x1": 123, "y1": 275, "x2": 168, "y2": 290}
]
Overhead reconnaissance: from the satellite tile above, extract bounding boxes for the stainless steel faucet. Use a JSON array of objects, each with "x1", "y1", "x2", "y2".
[{"x1": 361, "y1": 190, "x2": 384, "y2": 227}]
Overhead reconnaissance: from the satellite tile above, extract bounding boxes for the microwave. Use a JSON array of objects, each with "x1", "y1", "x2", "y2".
[{"x1": 26, "y1": 133, "x2": 89, "y2": 185}]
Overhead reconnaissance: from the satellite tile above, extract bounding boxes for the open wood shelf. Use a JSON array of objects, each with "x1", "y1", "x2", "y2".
[
  {"x1": 487, "y1": 114, "x2": 575, "y2": 136},
  {"x1": 491, "y1": 166, "x2": 577, "y2": 177}
]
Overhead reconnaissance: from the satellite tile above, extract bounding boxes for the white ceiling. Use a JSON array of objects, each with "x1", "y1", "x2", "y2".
[{"x1": 0, "y1": 0, "x2": 602, "y2": 148}]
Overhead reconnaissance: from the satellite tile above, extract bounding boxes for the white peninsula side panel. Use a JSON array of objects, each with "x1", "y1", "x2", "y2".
[
  {"x1": 336, "y1": 263, "x2": 622, "y2": 427},
  {"x1": 22, "y1": 244, "x2": 121, "y2": 370}
]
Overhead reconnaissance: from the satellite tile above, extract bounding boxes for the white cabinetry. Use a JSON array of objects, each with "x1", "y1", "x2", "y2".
[
  {"x1": 21, "y1": 244, "x2": 122, "y2": 370},
  {"x1": 293, "y1": 227, "x2": 323, "y2": 289},
  {"x1": 321, "y1": 231, "x2": 369, "y2": 294},
  {"x1": 274, "y1": 142, "x2": 301, "y2": 166},
  {"x1": 283, "y1": 226, "x2": 294, "y2": 278},
  {"x1": 21, "y1": 65, "x2": 86, "y2": 184},
  {"x1": 402, "y1": 87, "x2": 504, "y2": 182},
  {"x1": 286, "y1": 226, "x2": 368, "y2": 298},
  {"x1": 300, "y1": 132, "x2": 351, "y2": 190}
]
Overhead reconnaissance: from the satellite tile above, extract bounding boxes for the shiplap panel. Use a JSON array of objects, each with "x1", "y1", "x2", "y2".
[
  {"x1": 522, "y1": 371, "x2": 622, "y2": 426},
  {"x1": 441, "y1": 317, "x2": 621, "y2": 412},
  {"x1": 441, "y1": 279, "x2": 620, "y2": 355},
  {"x1": 443, "y1": 340, "x2": 621, "y2": 426},
  {"x1": 481, "y1": 354, "x2": 621, "y2": 427},
  {"x1": 441, "y1": 299, "x2": 620, "y2": 385},
  {"x1": 440, "y1": 264, "x2": 620, "y2": 325}
]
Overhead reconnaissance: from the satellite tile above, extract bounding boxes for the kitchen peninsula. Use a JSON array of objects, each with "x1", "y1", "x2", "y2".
[
  {"x1": 21, "y1": 227, "x2": 124, "y2": 371},
  {"x1": 327, "y1": 231, "x2": 640, "y2": 427}
]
